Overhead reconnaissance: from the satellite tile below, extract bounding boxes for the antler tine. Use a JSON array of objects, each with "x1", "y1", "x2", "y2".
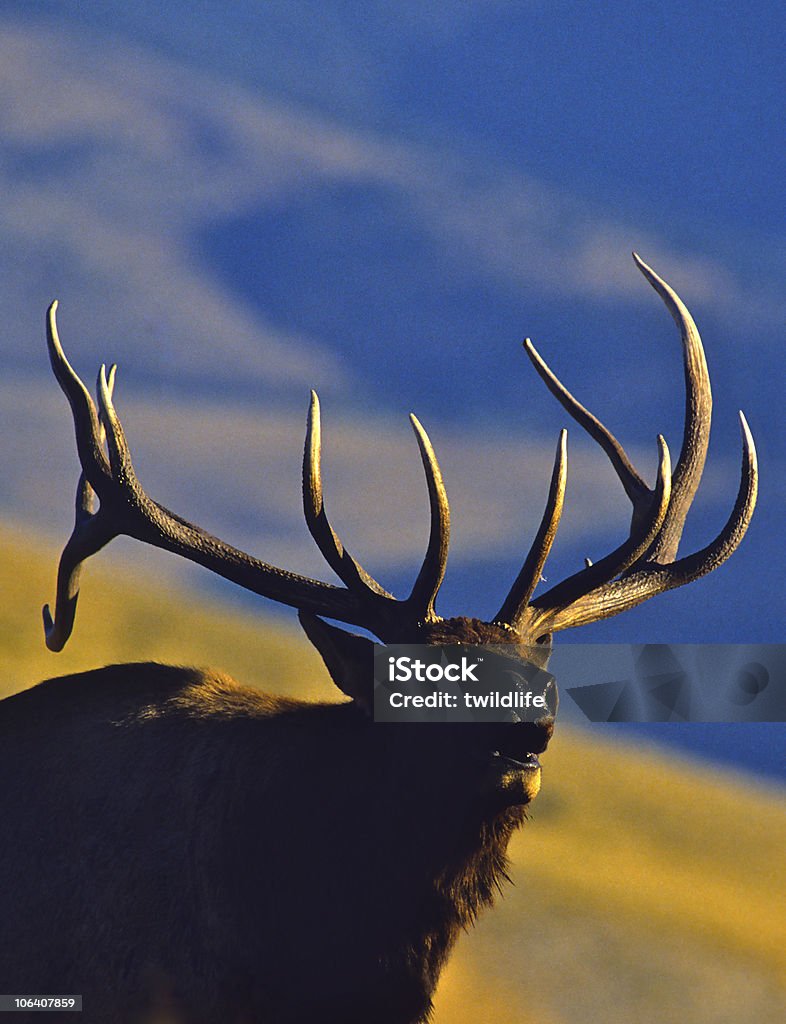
[
  {"x1": 535, "y1": 413, "x2": 757, "y2": 632},
  {"x1": 527, "y1": 436, "x2": 672, "y2": 635},
  {"x1": 523, "y1": 337, "x2": 647, "y2": 508},
  {"x1": 630, "y1": 252, "x2": 711, "y2": 563},
  {"x1": 303, "y1": 391, "x2": 394, "y2": 600},
  {"x1": 406, "y1": 415, "x2": 450, "y2": 623},
  {"x1": 496, "y1": 429, "x2": 567, "y2": 628},
  {"x1": 43, "y1": 523, "x2": 108, "y2": 651},
  {"x1": 46, "y1": 302, "x2": 111, "y2": 490},
  {"x1": 97, "y1": 363, "x2": 135, "y2": 481}
]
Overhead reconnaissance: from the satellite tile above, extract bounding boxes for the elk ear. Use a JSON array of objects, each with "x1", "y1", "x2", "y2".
[{"x1": 298, "y1": 611, "x2": 375, "y2": 714}]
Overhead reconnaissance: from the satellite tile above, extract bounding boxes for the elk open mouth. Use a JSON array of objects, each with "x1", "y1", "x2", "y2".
[{"x1": 492, "y1": 750, "x2": 541, "y2": 772}]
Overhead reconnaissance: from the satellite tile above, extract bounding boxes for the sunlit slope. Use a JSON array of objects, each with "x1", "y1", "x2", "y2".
[
  {"x1": 436, "y1": 738, "x2": 786, "y2": 1024},
  {"x1": 2, "y1": 525, "x2": 784, "y2": 1023},
  {"x1": 0, "y1": 524, "x2": 325, "y2": 699}
]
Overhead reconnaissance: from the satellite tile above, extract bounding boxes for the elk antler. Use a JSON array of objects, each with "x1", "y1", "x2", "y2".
[
  {"x1": 497, "y1": 253, "x2": 758, "y2": 637},
  {"x1": 44, "y1": 254, "x2": 757, "y2": 653},
  {"x1": 43, "y1": 305, "x2": 449, "y2": 649}
]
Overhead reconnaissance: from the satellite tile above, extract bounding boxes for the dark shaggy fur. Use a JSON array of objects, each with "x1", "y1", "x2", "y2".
[{"x1": 0, "y1": 659, "x2": 552, "y2": 1024}]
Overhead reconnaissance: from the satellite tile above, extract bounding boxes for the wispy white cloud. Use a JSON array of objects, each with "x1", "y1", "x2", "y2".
[
  {"x1": 0, "y1": 26, "x2": 411, "y2": 386},
  {"x1": 0, "y1": 18, "x2": 779, "y2": 408},
  {"x1": 406, "y1": 171, "x2": 786, "y2": 325}
]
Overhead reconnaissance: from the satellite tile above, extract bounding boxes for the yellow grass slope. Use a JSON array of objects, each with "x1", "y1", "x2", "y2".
[
  {"x1": 0, "y1": 524, "x2": 326, "y2": 701},
  {"x1": 2, "y1": 526, "x2": 784, "y2": 1023}
]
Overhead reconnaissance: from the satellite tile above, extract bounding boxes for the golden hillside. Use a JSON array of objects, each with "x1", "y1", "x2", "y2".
[{"x1": 2, "y1": 526, "x2": 784, "y2": 1023}]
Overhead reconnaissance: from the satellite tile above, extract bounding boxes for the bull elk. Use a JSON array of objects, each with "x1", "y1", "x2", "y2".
[{"x1": 0, "y1": 255, "x2": 756, "y2": 1023}]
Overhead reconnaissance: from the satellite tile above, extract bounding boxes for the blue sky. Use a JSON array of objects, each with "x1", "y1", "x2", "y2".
[{"x1": 0, "y1": 3, "x2": 782, "y2": 771}]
